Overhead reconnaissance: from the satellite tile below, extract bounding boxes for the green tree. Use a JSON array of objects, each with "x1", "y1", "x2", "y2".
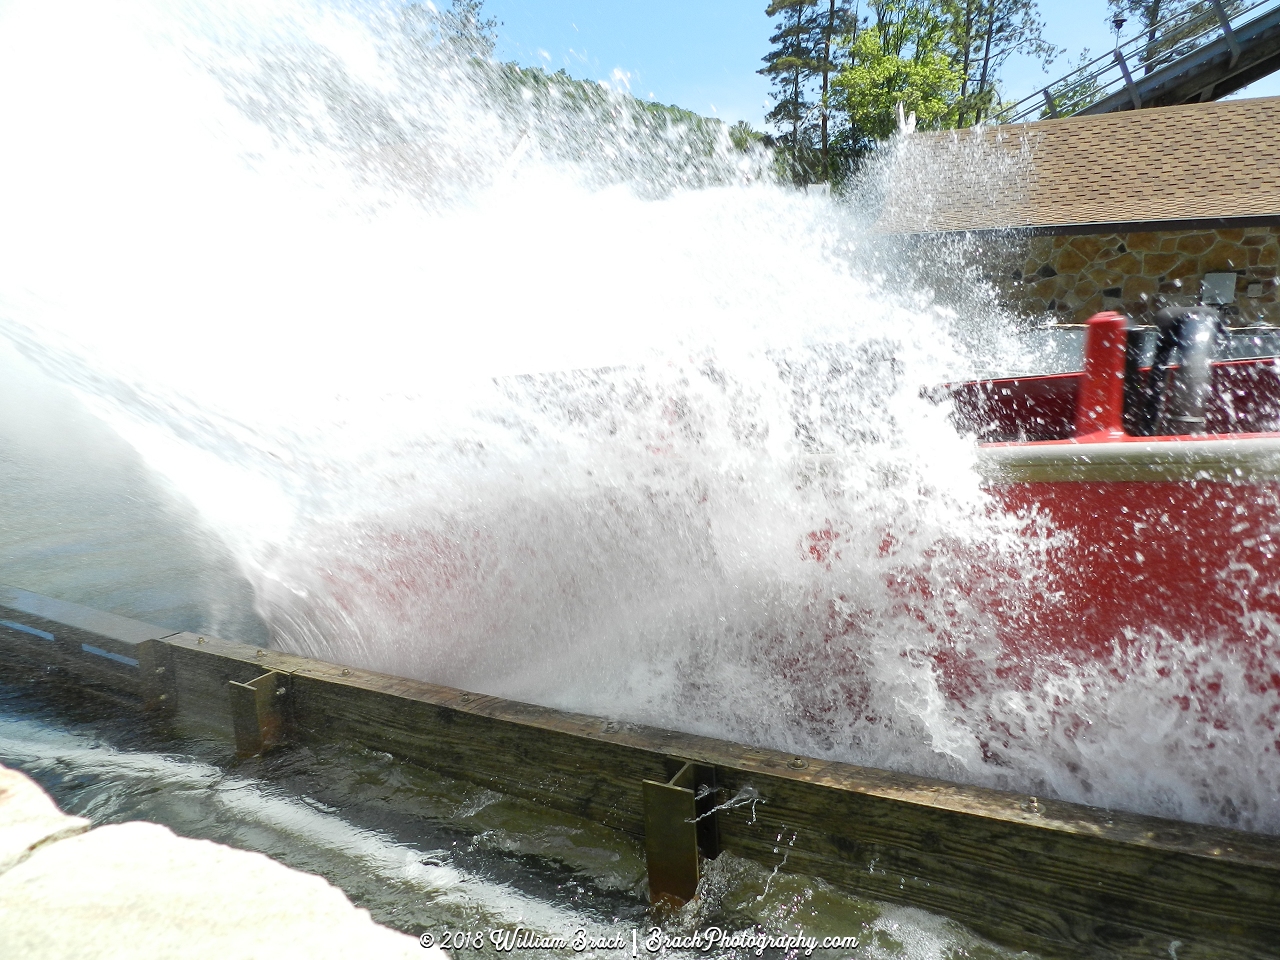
[
  {"x1": 402, "y1": 0, "x2": 498, "y2": 59},
  {"x1": 815, "y1": 1, "x2": 858, "y2": 179},
  {"x1": 832, "y1": 0, "x2": 963, "y2": 144},
  {"x1": 950, "y1": 0, "x2": 1059, "y2": 125},
  {"x1": 439, "y1": 0, "x2": 500, "y2": 58},
  {"x1": 729, "y1": 120, "x2": 766, "y2": 152},
  {"x1": 760, "y1": 0, "x2": 824, "y2": 183}
]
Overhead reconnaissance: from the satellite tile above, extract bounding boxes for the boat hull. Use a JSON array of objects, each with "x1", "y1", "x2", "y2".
[
  {"x1": 931, "y1": 311, "x2": 1280, "y2": 727},
  {"x1": 986, "y1": 471, "x2": 1280, "y2": 679}
]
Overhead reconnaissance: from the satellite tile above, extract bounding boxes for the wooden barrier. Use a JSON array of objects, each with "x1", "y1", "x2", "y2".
[{"x1": 2, "y1": 584, "x2": 1278, "y2": 959}]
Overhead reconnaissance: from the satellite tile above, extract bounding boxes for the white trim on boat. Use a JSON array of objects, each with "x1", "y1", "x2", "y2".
[{"x1": 977, "y1": 435, "x2": 1280, "y2": 483}]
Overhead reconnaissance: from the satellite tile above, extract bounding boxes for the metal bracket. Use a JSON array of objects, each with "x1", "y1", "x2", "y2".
[
  {"x1": 137, "y1": 639, "x2": 177, "y2": 717},
  {"x1": 229, "y1": 670, "x2": 291, "y2": 757},
  {"x1": 1041, "y1": 87, "x2": 1059, "y2": 119},
  {"x1": 642, "y1": 761, "x2": 719, "y2": 909},
  {"x1": 1114, "y1": 48, "x2": 1143, "y2": 110}
]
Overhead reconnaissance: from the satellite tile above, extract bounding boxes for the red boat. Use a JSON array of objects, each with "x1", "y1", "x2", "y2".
[{"x1": 940, "y1": 311, "x2": 1280, "y2": 715}]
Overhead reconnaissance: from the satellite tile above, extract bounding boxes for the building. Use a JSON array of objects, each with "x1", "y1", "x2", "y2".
[{"x1": 878, "y1": 96, "x2": 1280, "y2": 325}]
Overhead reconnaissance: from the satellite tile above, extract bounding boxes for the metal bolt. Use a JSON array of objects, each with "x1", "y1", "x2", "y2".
[
  {"x1": 276, "y1": 686, "x2": 287, "y2": 696},
  {"x1": 197, "y1": 637, "x2": 206, "y2": 644},
  {"x1": 154, "y1": 666, "x2": 166, "y2": 675},
  {"x1": 788, "y1": 757, "x2": 808, "y2": 770},
  {"x1": 460, "y1": 694, "x2": 472, "y2": 703},
  {"x1": 255, "y1": 649, "x2": 265, "y2": 658},
  {"x1": 341, "y1": 668, "x2": 351, "y2": 676}
]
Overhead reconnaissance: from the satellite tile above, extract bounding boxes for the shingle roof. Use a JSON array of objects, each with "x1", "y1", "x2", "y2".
[{"x1": 876, "y1": 96, "x2": 1280, "y2": 235}]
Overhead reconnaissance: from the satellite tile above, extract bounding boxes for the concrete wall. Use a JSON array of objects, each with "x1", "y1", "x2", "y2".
[{"x1": 997, "y1": 225, "x2": 1280, "y2": 324}]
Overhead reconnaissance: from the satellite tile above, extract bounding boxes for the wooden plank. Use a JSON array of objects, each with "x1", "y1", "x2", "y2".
[
  {"x1": 227, "y1": 648, "x2": 1280, "y2": 959},
  {"x1": 1, "y1": 591, "x2": 1278, "y2": 959},
  {"x1": 0, "y1": 587, "x2": 176, "y2": 710},
  {"x1": 228, "y1": 670, "x2": 290, "y2": 757},
  {"x1": 0, "y1": 585, "x2": 170, "y2": 644},
  {"x1": 163, "y1": 632, "x2": 309, "y2": 742},
  {"x1": 285, "y1": 665, "x2": 670, "y2": 835},
  {"x1": 710, "y1": 766, "x2": 1280, "y2": 959}
]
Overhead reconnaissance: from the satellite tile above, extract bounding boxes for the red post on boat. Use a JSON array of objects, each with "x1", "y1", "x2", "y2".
[{"x1": 1073, "y1": 311, "x2": 1128, "y2": 439}]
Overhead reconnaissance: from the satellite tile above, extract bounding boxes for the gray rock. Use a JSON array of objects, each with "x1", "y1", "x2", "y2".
[
  {"x1": 0, "y1": 765, "x2": 446, "y2": 960},
  {"x1": 0, "y1": 766, "x2": 90, "y2": 875}
]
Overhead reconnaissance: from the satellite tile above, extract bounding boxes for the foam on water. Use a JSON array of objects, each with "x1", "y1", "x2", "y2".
[{"x1": 0, "y1": 0, "x2": 1276, "y2": 834}]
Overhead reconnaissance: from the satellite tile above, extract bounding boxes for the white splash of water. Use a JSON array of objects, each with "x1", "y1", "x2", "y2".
[{"x1": 0, "y1": 0, "x2": 1275, "y2": 834}]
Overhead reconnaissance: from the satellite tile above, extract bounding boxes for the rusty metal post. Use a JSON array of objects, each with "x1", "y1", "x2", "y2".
[
  {"x1": 229, "y1": 670, "x2": 291, "y2": 757},
  {"x1": 642, "y1": 761, "x2": 719, "y2": 909}
]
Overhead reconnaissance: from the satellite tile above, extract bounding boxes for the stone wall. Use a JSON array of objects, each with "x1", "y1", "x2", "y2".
[{"x1": 997, "y1": 225, "x2": 1280, "y2": 324}]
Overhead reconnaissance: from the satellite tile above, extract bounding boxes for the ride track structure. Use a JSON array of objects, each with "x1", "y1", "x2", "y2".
[
  {"x1": 1003, "y1": 0, "x2": 1280, "y2": 124},
  {"x1": 1, "y1": 582, "x2": 1278, "y2": 960}
]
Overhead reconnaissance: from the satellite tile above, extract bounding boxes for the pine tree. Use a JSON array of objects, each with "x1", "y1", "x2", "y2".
[
  {"x1": 1110, "y1": 0, "x2": 1166, "y2": 73},
  {"x1": 440, "y1": 0, "x2": 500, "y2": 58},
  {"x1": 760, "y1": 1, "x2": 824, "y2": 183},
  {"x1": 815, "y1": 1, "x2": 857, "y2": 180},
  {"x1": 950, "y1": 0, "x2": 1059, "y2": 125},
  {"x1": 403, "y1": 0, "x2": 499, "y2": 58}
]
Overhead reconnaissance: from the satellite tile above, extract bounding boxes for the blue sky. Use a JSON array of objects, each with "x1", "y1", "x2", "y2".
[{"x1": 482, "y1": 0, "x2": 1280, "y2": 126}]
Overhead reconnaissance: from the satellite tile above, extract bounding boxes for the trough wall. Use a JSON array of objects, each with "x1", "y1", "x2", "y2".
[{"x1": 2, "y1": 584, "x2": 1279, "y2": 960}]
